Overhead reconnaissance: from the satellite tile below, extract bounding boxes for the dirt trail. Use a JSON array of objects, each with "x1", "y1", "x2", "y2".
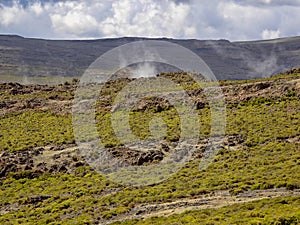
[
  {"x1": 104, "y1": 188, "x2": 300, "y2": 224},
  {"x1": 33, "y1": 145, "x2": 78, "y2": 166}
]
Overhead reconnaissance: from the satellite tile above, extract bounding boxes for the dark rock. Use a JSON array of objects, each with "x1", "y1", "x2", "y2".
[
  {"x1": 195, "y1": 100, "x2": 206, "y2": 109},
  {"x1": 74, "y1": 161, "x2": 85, "y2": 167},
  {"x1": 25, "y1": 195, "x2": 52, "y2": 204},
  {"x1": 255, "y1": 82, "x2": 270, "y2": 90},
  {"x1": 137, "y1": 150, "x2": 164, "y2": 165},
  {"x1": 24, "y1": 165, "x2": 32, "y2": 170},
  {"x1": 36, "y1": 162, "x2": 47, "y2": 172},
  {"x1": 0, "y1": 102, "x2": 7, "y2": 108},
  {"x1": 59, "y1": 165, "x2": 68, "y2": 173},
  {"x1": 160, "y1": 143, "x2": 170, "y2": 152},
  {"x1": 0, "y1": 163, "x2": 18, "y2": 177},
  {"x1": 33, "y1": 148, "x2": 43, "y2": 156},
  {"x1": 49, "y1": 164, "x2": 58, "y2": 173}
]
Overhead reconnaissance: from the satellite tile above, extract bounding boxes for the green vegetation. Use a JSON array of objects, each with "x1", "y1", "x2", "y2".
[
  {"x1": 0, "y1": 70, "x2": 299, "y2": 224},
  {"x1": 0, "y1": 74, "x2": 76, "y2": 85},
  {"x1": 219, "y1": 68, "x2": 300, "y2": 86},
  {"x1": 0, "y1": 171, "x2": 114, "y2": 224},
  {"x1": 0, "y1": 111, "x2": 73, "y2": 151},
  {"x1": 0, "y1": 90, "x2": 74, "y2": 101}
]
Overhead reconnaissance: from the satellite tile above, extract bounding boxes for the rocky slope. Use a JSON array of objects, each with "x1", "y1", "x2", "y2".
[{"x1": 1, "y1": 68, "x2": 299, "y2": 180}]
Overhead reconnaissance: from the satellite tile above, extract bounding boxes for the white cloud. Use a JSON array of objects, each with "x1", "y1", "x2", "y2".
[
  {"x1": 51, "y1": 12, "x2": 98, "y2": 36},
  {"x1": 31, "y1": 2, "x2": 43, "y2": 16},
  {"x1": 0, "y1": 3, "x2": 26, "y2": 26},
  {"x1": 188, "y1": 0, "x2": 300, "y2": 40},
  {"x1": 99, "y1": 0, "x2": 193, "y2": 38},
  {"x1": 233, "y1": 0, "x2": 300, "y2": 6},
  {"x1": 262, "y1": 29, "x2": 280, "y2": 39},
  {"x1": 0, "y1": 0, "x2": 299, "y2": 40}
]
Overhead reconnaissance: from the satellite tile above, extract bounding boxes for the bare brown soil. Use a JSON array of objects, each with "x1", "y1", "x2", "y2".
[{"x1": 104, "y1": 188, "x2": 300, "y2": 224}]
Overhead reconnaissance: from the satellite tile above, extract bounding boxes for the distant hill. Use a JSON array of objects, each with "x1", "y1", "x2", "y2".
[{"x1": 0, "y1": 35, "x2": 300, "y2": 81}]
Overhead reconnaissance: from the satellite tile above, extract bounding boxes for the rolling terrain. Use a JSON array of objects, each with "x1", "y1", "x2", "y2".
[{"x1": 0, "y1": 68, "x2": 299, "y2": 224}]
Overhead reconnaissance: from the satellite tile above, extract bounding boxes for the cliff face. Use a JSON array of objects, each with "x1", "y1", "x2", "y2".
[{"x1": 0, "y1": 35, "x2": 300, "y2": 80}]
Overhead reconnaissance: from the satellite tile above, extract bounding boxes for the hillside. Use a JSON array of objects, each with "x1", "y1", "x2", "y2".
[
  {"x1": 0, "y1": 68, "x2": 299, "y2": 224},
  {"x1": 1, "y1": 35, "x2": 300, "y2": 82}
]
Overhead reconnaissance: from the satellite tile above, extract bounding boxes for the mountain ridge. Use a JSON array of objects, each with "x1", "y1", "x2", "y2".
[{"x1": 0, "y1": 34, "x2": 300, "y2": 81}]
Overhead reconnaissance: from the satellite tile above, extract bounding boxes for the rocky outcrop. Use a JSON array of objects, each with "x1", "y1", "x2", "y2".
[{"x1": 0, "y1": 144, "x2": 87, "y2": 179}]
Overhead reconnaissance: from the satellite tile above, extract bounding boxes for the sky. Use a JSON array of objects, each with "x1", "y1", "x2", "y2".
[{"x1": 0, "y1": 0, "x2": 300, "y2": 41}]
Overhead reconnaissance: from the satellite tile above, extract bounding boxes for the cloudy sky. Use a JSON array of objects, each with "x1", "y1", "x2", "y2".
[{"x1": 0, "y1": 0, "x2": 299, "y2": 41}]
